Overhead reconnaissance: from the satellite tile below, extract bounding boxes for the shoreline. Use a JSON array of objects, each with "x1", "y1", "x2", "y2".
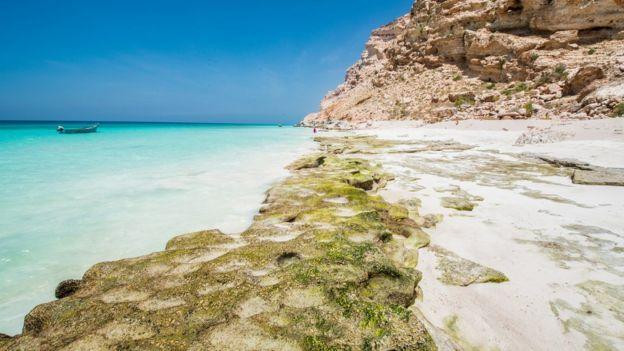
[
  {"x1": 0, "y1": 124, "x2": 315, "y2": 337},
  {"x1": 2, "y1": 118, "x2": 623, "y2": 350},
  {"x1": 1, "y1": 134, "x2": 437, "y2": 350}
]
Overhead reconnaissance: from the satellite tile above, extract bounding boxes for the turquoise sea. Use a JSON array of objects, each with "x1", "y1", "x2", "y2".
[{"x1": 0, "y1": 121, "x2": 313, "y2": 335}]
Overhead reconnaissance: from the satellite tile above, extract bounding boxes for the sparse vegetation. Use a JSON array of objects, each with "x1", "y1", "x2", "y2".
[
  {"x1": 497, "y1": 57, "x2": 506, "y2": 69},
  {"x1": 553, "y1": 63, "x2": 568, "y2": 80},
  {"x1": 535, "y1": 72, "x2": 552, "y2": 87},
  {"x1": 524, "y1": 102, "x2": 534, "y2": 117},
  {"x1": 530, "y1": 52, "x2": 539, "y2": 62},
  {"x1": 516, "y1": 82, "x2": 528, "y2": 91},
  {"x1": 614, "y1": 102, "x2": 624, "y2": 117},
  {"x1": 454, "y1": 95, "x2": 475, "y2": 108},
  {"x1": 452, "y1": 73, "x2": 462, "y2": 81},
  {"x1": 502, "y1": 82, "x2": 528, "y2": 97},
  {"x1": 587, "y1": 48, "x2": 596, "y2": 55},
  {"x1": 391, "y1": 99, "x2": 409, "y2": 118},
  {"x1": 485, "y1": 82, "x2": 496, "y2": 90},
  {"x1": 535, "y1": 64, "x2": 569, "y2": 87}
]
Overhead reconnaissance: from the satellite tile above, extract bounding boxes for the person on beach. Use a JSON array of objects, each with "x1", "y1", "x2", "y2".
[{"x1": 313, "y1": 127, "x2": 317, "y2": 134}]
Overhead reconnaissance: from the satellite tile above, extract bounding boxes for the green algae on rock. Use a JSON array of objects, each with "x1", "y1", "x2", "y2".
[
  {"x1": 550, "y1": 280, "x2": 624, "y2": 350},
  {"x1": 429, "y1": 245, "x2": 508, "y2": 286},
  {"x1": 436, "y1": 185, "x2": 483, "y2": 212},
  {"x1": 440, "y1": 197, "x2": 476, "y2": 211},
  {"x1": 287, "y1": 153, "x2": 327, "y2": 171},
  {"x1": 1, "y1": 139, "x2": 436, "y2": 351}
]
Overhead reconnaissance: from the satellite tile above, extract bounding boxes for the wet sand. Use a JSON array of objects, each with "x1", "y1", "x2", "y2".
[{"x1": 353, "y1": 118, "x2": 624, "y2": 350}]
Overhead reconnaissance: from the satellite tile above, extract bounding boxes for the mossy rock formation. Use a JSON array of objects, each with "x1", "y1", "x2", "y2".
[{"x1": 0, "y1": 139, "x2": 435, "y2": 351}]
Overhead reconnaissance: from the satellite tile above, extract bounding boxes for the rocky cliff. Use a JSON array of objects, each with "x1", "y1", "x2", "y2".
[{"x1": 303, "y1": 0, "x2": 624, "y2": 128}]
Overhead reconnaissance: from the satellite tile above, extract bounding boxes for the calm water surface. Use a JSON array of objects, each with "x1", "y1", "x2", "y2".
[{"x1": 0, "y1": 121, "x2": 313, "y2": 334}]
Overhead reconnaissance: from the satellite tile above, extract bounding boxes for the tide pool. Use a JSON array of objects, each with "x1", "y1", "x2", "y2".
[{"x1": 0, "y1": 121, "x2": 313, "y2": 334}]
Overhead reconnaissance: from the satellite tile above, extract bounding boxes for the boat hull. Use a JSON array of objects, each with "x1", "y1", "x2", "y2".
[{"x1": 57, "y1": 125, "x2": 98, "y2": 134}]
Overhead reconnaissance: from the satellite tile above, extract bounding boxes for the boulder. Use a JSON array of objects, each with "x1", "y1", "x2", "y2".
[
  {"x1": 563, "y1": 66, "x2": 604, "y2": 96},
  {"x1": 440, "y1": 197, "x2": 476, "y2": 211},
  {"x1": 54, "y1": 279, "x2": 82, "y2": 299},
  {"x1": 420, "y1": 214, "x2": 443, "y2": 228},
  {"x1": 572, "y1": 169, "x2": 624, "y2": 186},
  {"x1": 594, "y1": 81, "x2": 624, "y2": 100},
  {"x1": 287, "y1": 153, "x2": 326, "y2": 171},
  {"x1": 538, "y1": 30, "x2": 579, "y2": 49},
  {"x1": 576, "y1": 81, "x2": 603, "y2": 101},
  {"x1": 432, "y1": 107, "x2": 455, "y2": 119},
  {"x1": 429, "y1": 245, "x2": 508, "y2": 286},
  {"x1": 479, "y1": 93, "x2": 500, "y2": 103},
  {"x1": 448, "y1": 92, "x2": 476, "y2": 103}
]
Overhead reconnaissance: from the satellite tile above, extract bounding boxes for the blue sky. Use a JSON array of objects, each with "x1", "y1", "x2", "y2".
[{"x1": 0, "y1": 1, "x2": 411, "y2": 123}]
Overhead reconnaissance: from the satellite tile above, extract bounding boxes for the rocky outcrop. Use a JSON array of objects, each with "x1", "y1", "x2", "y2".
[
  {"x1": 563, "y1": 66, "x2": 605, "y2": 96},
  {"x1": 0, "y1": 138, "x2": 436, "y2": 351},
  {"x1": 302, "y1": 0, "x2": 624, "y2": 128},
  {"x1": 54, "y1": 279, "x2": 82, "y2": 299},
  {"x1": 429, "y1": 245, "x2": 509, "y2": 287},
  {"x1": 532, "y1": 154, "x2": 624, "y2": 186},
  {"x1": 572, "y1": 169, "x2": 624, "y2": 186}
]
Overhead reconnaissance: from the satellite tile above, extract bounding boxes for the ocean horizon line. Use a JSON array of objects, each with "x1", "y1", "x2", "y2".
[{"x1": 0, "y1": 119, "x2": 298, "y2": 126}]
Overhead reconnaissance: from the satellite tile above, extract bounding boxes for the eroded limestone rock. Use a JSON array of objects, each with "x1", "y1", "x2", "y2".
[
  {"x1": 54, "y1": 279, "x2": 82, "y2": 299},
  {"x1": 301, "y1": 0, "x2": 624, "y2": 127},
  {"x1": 531, "y1": 154, "x2": 624, "y2": 186},
  {"x1": 440, "y1": 197, "x2": 476, "y2": 212},
  {"x1": 563, "y1": 66, "x2": 605, "y2": 96},
  {"x1": 287, "y1": 154, "x2": 326, "y2": 171},
  {"x1": 572, "y1": 169, "x2": 624, "y2": 186},
  {"x1": 429, "y1": 245, "x2": 508, "y2": 286},
  {"x1": 420, "y1": 214, "x2": 444, "y2": 229},
  {"x1": 438, "y1": 186, "x2": 483, "y2": 211}
]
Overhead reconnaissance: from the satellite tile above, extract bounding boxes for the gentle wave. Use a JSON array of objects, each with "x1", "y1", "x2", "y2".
[{"x1": 0, "y1": 122, "x2": 313, "y2": 334}]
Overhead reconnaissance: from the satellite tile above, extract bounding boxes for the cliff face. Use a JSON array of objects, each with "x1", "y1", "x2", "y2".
[{"x1": 303, "y1": 0, "x2": 624, "y2": 127}]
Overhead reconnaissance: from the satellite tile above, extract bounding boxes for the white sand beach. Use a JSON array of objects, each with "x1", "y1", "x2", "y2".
[{"x1": 345, "y1": 118, "x2": 624, "y2": 350}]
